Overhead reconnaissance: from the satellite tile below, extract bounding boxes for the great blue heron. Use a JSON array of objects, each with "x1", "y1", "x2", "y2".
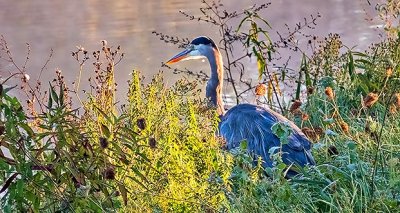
[{"x1": 166, "y1": 36, "x2": 315, "y2": 173}]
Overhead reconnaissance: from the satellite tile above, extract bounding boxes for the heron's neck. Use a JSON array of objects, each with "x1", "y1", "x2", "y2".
[{"x1": 206, "y1": 48, "x2": 225, "y2": 115}]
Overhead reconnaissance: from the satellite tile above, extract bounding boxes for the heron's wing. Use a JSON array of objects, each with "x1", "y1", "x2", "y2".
[
  {"x1": 219, "y1": 104, "x2": 315, "y2": 168},
  {"x1": 266, "y1": 109, "x2": 315, "y2": 165}
]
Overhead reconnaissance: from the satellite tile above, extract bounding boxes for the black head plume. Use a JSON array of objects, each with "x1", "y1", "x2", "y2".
[{"x1": 190, "y1": 36, "x2": 217, "y2": 48}]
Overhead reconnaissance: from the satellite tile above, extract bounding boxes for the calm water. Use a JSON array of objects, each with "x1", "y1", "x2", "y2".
[{"x1": 0, "y1": 0, "x2": 383, "y2": 100}]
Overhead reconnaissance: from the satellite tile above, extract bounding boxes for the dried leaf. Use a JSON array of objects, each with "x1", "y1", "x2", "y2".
[
  {"x1": 363, "y1": 93, "x2": 378, "y2": 108},
  {"x1": 0, "y1": 173, "x2": 19, "y2": 193},
  {"x1": 325, "y1": 87, "x2": 334, "y2": 100},
  {"x1": 255, "y1": 84, "x2": 267, "y2": 96}
]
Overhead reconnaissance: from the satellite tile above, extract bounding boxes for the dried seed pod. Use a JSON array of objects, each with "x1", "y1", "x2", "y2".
[
  {"x1": 363, "y1": 93, "x2": 379, "y2": 108},
  {"x1": 394, "y1": 93, "x2": 400, "y2": 107},
  {"x1": 325, "y1": 87, "x2": 334, "y2": 100},
  {"x1": 137, "y1": 118, "x2": 146, "y2": 130},
  {"x1": 290, "y1": 100, "x2": 302, "y2": 113},
  {"x1": 0, "y1": 125, "x2": 5, "y2": 135},
  {"x1": 149, "y1": 137, "x2": 157, "y2": 149},
  {"x1": 31, "y1": 164, "x2": 54, "y2": 172},
  {"x1": 386, "y1": 67, "x2": 393, "y2": 77},
  {"x1": 329, "y1": 181, "x2": 337, "y2": 192},
  {"x1": 389, "y1": 104, "x2": 397, "y2": 114},
  {"x1": 302, "y1": 127, "x2": 318, "y2": 141},
  {"x1": 22, "y1": 74, "x2": 30, "y2": 82},
  {"x1": 314, "y1": 127, "x2": 324, "y2": 136},
  {"x1": 301, "y1": 113, "x2": 309, "y2": 121},
  {"x1": 99, "y1": 137, "x2": 108, "y2": 149},
  {"x1": 365, "y1": 120, "x2": 374, "y2": 133},
  {"x1": 255, "y1": 84, "x2": 267, "y2": 96},
  {"x1": 302, "y1": 126, "x2": 324, "y2": 141},
  {"x1": 104, "y1": 167, "x2": 116, "y2": 180},
  {"x1": 292, "y1": 109, "x2": 303, "y2": 116},
  {"x1": 307, "y1": 87, "x2": 314, "y2": 95},
  {"x1": 327, "y1": 145, "x2": 339, "y2": 156},
  {"x1": 339, "y1": 121, "x2": 349, "y2": 134}
]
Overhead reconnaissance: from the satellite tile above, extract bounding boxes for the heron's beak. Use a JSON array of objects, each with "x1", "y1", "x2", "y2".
[{"x1": 165, "y1": 48, "x2": 192, "y2": 65}]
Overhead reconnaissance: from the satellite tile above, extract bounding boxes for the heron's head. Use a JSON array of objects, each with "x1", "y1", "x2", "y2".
[{"x1": 165, "y1": 36, "x2": 217, "y2": 65}]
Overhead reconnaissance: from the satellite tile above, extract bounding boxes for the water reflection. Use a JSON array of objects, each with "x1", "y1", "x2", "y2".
[{"x1": 0, "y1": 0, "x2": 382, "y2": 101}]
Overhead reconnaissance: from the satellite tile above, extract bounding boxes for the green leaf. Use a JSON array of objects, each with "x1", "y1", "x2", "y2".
[
  {"x1": 25, "y1": 190, "x2": 38, "y2": 210},
  {"x1": 348, "y1": 51, "x2": 355, "y2": 81},
  {"x1": 59, "y1": 82, "x2": 64, "y2": 106},
  {"x1": 136, "y1": 152, "x2": 151, "y2": 163},
  {"x1": 47, "y1": 88, "x2": 53, "y2": 109},
  {"x1": 237, "y1": 17, "x2": 248, "y2": 32},
  {"x1": 277, "y1": 162, "x2": 286, "y2": 170},
  {"x1": 323, "y1": 118, "x2": 335, "y2": 124},
  {"x1": 355, "y1": 59, "x2": 373, "y2": 67},
  {"x1": 295, "y1": 63, "x2": 303, "y2": 100},
  {"x1": 255, "y1": 14, "x2": 272, "y2": 29},
  {"x1": 347, "y1": 163, "x2": 357, "y2": 171},
  {"x1": 2, "y1": 85, "x2": 17, "y2": 95},
  {"x1": 127, "y1": 175, "x2": 148, "y2": 190},
  {"x1": 95, "y1": 106, "x2": 113, "y2": 124},
  {"x1": 271, "y1": 123, "x2": 282, "y2": 136},
  {"x1": 302, "y1": 54, "x2": 312, "y2": 87},
  {"x1": 347, "y1": 141, "x2": 357, "y2": 150},
  {"x1": 387, "y1": 158, "x2": 399, "y2": 167},
  {"x1": 118, "y1": 182, "x2": 128, "y2": 206},
  {"x1": 16, "y1": 179, "x2": 23, "y2": 196},
  {"x1": 101, "y1": 124, "x2": 111, "y2": 138},
  {"x1": 267, "y1": 50, "x2": 272, "y2": 62},
  {"x1": 253, "y1": 47, "x2": 265, "y2": 80},
  {"x1": 325, "y1": 129, "x2": 338, "y2": 136},
  {"x1": 49, "y1": 82, "x2": 58, "y2": 105},
  {"x1": 19, "y1": 122, "x2": 34, "y2": 137},
  {"x1": 110, "y1": 141, "x2": 125, "y2": 159},
  {"x1": 240, "y1": 140, "x2": 248, "y2": 150}
]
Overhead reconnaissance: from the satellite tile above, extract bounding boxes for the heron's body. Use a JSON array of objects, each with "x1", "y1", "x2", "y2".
[
  {"x1": 166, "y1": 36, "x2": 315, "y2": 171},
  {"x1": 220, "y1": 103, "x2": 314, "y2": 168}
]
